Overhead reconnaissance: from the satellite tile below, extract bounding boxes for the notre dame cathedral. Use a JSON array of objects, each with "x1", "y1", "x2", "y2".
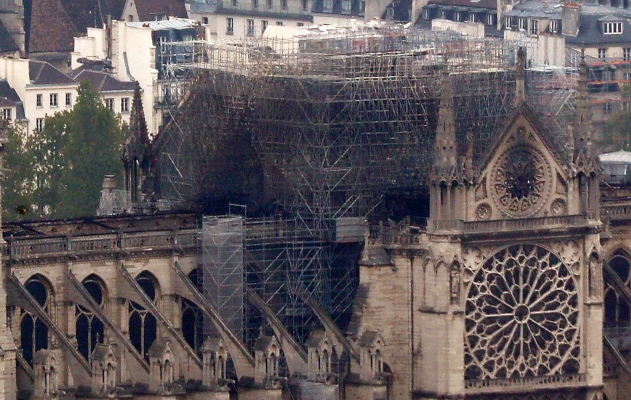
[{"x1": 0, "y1": 48, "x2": 629, "y2": 400}]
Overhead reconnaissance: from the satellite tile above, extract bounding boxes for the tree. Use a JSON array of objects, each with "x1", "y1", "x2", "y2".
[{"x1": 3, "y1": 80, "x2": 125, "y2": 220}]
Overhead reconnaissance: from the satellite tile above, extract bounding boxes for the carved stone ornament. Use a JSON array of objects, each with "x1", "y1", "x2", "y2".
[
  {"x1": 465, "y1": 244, "x2": 580, "y2": 381},
  {"x1": 490, "y1": 145, "x2": 552, "y2": 218},
  {"x1": 475, "y1": 203, "x2": 492, "y2": 220},
  {"x1": 550, "y1": 198, "x2": 567, "y2": 216}
]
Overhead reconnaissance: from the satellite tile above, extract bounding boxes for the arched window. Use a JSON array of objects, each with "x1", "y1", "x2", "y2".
[
  {"x1": 129, "y1": 272, "x2": 158, "y2": 358},
  {"x1": 182, "y1": 267, "x2": 204, "y2": 355},
  {"x1": 606, "y1": 252, "x2": 631, "y2": 328},
  {"x1": 76, "y1": 275, "x2": 105, "y2": 360},
  {"x1": 21, "y1": 276, "x2": 52, "y2": 365}
]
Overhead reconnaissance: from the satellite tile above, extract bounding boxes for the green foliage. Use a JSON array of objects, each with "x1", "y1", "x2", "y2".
[{"x1": 3, "y1": 80, "x2": 125, "y2": 221}]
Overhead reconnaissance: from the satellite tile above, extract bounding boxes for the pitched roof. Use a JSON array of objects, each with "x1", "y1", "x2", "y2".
[
  {"x1": 358, "y1": 330, "x2": 383, "y2": 347},
  {"x1": 28, "y1": 0, "x2": 79, "y2": 54},
  {"x1": 69, "y1": 68, "x2": 136, "y2": 92},
  {"x1": 29, "y1": 61, "x2": 77, "y2": 85},
  {"x1": 27, "y1": 0, "x2": 127, "y2": 56},
  {"x1": 567, "y1": 13, "x2": 631, "y2": 45},
  {"x1": 202, "y1": 336, "x2": 225, "y2": 353},
  {"x1": 0, "y1": 80, "x2": 22, "y2": 104},
  {"x1": 306, "y1": 330, "x2": 327, "y2": 348},
  {"x1": 253, "y1": 335, "x2": 276, "y2": 351},
  {"x1": 90, "y1": 343, "x2": 116, "y2": 361},
  {"x1": 474, "y1": 101, "x2": 570, "y2": 175},
  {"x1": 133, "y1": 0, "x2": 188, "y2": 21},
  {"x1": 0, "y1": 20, "x2": 18, "y2": 54},
  {"x1": 426, "y1": 0, "x2": 496, "y2": 10},
  {"x1": 358, "y1": 243, "x2": 393, "y2": 267},
  {"x1": 147, "y1": 338, "x2": 172, "y2": 357}
]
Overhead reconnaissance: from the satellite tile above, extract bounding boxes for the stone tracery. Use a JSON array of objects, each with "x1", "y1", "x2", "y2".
[
  {"x1": 490, "y1": 146, "x2": 552, "y2": 218},
  {"x1": 464, "y1": 244, "x2": 580, "y2": 381}
]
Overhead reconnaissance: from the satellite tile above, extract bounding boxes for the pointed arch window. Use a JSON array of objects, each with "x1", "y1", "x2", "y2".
[
  {"x1": 76, "y1": 275, "x2": 105, "y2": 360},
  {"x1": 182, "y1": 267, "x2": 204, "y2": 355},
  {"x1": 21, "y1": 276, "x2": 52, "y2": 365},
  {"x1": 128, "y1": 272, "x2": 158, "y2": 358}
]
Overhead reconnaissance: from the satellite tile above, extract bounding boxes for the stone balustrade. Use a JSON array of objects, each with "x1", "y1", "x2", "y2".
[
  {"x1": 6, "y1": 229, "x2": 199, "y2": 261},
  {"x1": 464, "y1": 373, "x2": 586, "y2": 394}
]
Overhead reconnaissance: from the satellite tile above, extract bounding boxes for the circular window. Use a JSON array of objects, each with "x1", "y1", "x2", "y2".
[
  {"x1": 464, "y1": 244, "x2": 580, "y2": 380},
  {"x1": 490, "y1": 146, "x2": 552, "y2": 218}
]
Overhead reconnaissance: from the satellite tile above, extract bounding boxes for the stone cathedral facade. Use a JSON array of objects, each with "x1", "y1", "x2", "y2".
[
  {"x1": 351, "y1": 50, "x2": 604, "y2": 400},
  {"x1": 0, "y1": 49, "x2": 630, "y2": 400}
]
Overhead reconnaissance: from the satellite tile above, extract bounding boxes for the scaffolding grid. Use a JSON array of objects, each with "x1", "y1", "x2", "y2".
[
  {"x1": 156, "y1": 25, "x2": 522, "y2": 346},
  {"x1": 201, "y1": 216, "x2": 245, "y2": 340}
]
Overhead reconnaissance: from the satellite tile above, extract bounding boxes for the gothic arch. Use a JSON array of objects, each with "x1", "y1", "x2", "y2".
[
  {"x1": 605, "y1": 249, "x2": 631, "y2": 328},
  {"x1": 182, "y1": 267, "x2": 204, "y2": 355},
  {"x1": 129, "y1": 271, "x2": 158, "y2": 358},
  {"x1": 76, "y1": 274, "x2": 106, "y2": 360},
  {"x1": 435, "y1": 261, "x2": 449, "y2": 310},
  {"x1": 21, "y1": 275, "x2": 54, "y2": 365}
]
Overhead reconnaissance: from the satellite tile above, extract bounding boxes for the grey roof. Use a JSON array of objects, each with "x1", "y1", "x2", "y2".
[
  {"x1": 357, "y1": 330, "x2": 383, "y2": 347},
  {"x1": 127, "y1": 18, "x2": 197, "y2": 31},
  {"x1": 600, "y1": 150, "x2": 631, "y2": 164},
  {"x1": 202, "y1": 336, "x2": 225, "y2": 352},
  {"x1": 253, "y1": 335, "x2": 275, "y2": 351},
  {"x1": 90, "y1": 344, "x2": 115, "y2": 362},
  {"x1": 359, "y1": 243, "x2": 393, "y2": 267},
  {"x1": 0, "y1": 20, "x2": 18, "y2": 54},
  {"x1": 33, "y1": 349, "x2": 57, "y2": 364},
  {"x1": 306, "y1": 329, "x2": 327, "y2": 348},
  {"x1": 147, "y1": 339, "x2": 172, "y2": 357},
  {"x1": 567, "y1": 14, "x2": 631, "y2": 45},
  {"x1": 0, "y1": 80, "x2": 22, "y2": 104},
  {"x1": 427, "y1": 0, "x2": 496, "y2": 10},
  {"x1": 505, "y1": 0, "x2": 631, "y2": 19},
  {"x1": 147, "y1": 339, "x2": 170, "y2": 357},
  {"x1": 29, "y1": 61, "x2": 76, "y2": 86},
  {"x1": 69, "y1": 68, "x2": 136, "y2": 92}
]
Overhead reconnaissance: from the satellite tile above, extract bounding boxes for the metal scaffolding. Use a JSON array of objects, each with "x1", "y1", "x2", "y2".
[
  {"x1": 155, "y1": 25, "x2": 522, "y2": 345},
  {"x1": 201, "y1": 216, "x2": 245, "y2": 340}
]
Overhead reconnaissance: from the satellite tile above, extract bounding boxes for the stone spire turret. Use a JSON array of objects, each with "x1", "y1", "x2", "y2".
[
  {"x1": 574, "y1": 49, "x2": 595, "y2": 162},
  {"x1": 123, "y1": 82, "x2": 151, "y2": 205},
  {"x1": 433, "y1": 65, "x2": 458, "y2": 179},
  {"x1": 515, "y1": 47, "x2": 526, "y2": 105}
]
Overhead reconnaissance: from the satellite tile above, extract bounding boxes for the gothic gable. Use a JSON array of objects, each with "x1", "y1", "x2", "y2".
[{"x1": 471, "y1": 102, "x2": 572, "y2": 220}]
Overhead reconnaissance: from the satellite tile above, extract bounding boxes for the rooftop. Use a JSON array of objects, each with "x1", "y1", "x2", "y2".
[
  {"x1": 29, "y1": 61, "x2": 76, "y2": 85},
  {"x1": 127, "y1": 18, "x2": 198, "y2": 31}
]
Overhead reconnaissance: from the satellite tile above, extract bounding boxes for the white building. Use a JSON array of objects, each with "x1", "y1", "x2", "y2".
[
  {"x1": 186, "y1": 0, "x2": 387, "y2": 41},
  {"x1": 72, "y1": 19, "x2": 199, "y2": 136},
  {"x1": 0, "y1": 58, "x2": 77, "y2": 134},
  {"x1": 0, "y1": 57, "x2": 138, "y2": 135}
]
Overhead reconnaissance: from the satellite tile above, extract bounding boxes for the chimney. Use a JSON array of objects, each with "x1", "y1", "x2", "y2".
[
  {"x1": 562, "y1": 2, "x2": 580, "y2": 37},
  {"x1": 102, "y1": 175, "x2": 117, "y2": 191}
]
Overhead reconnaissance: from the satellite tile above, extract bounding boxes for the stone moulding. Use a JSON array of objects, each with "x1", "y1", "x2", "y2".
[{"x1": 464, "y1": 373, "x2": 587, "y2": 394}]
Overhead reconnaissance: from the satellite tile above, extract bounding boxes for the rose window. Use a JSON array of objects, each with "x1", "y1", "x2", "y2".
[
  {"x1": 491, "y1": 146, "x2": 551, "y2": 218},
  {"x1": 465, "y1": 244, "x2": 580, "y2": 381}
]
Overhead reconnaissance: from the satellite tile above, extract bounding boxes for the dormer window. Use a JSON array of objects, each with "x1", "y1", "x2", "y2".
[
  {"x1": 603, "y1": 21, "x2": 623, "y2": 34},
  {"x1": 549, "y1": 19, "x2": 558, "y2": 33}
]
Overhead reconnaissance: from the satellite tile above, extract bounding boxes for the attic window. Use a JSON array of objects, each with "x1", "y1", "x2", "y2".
[
  {"x1": 151, "y1": 13, "x2": 167, "y2": 21},
  {"x1": 603, "y1": 21, "x2": 623, "y2": 34}
]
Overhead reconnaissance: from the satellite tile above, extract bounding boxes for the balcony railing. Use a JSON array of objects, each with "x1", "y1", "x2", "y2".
[
  {"x1": 429, "y1": 214, "x2": 594, "y2": 234},
  {"x1": 6, "y1": 229, "x2": 199, "y2": 261},
  {"x1": 464, "y1": 373, "x2": 586, "y2": 394},
  {"x1": 603, "y1": 204, "x2": 631, "y2": 220}
]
